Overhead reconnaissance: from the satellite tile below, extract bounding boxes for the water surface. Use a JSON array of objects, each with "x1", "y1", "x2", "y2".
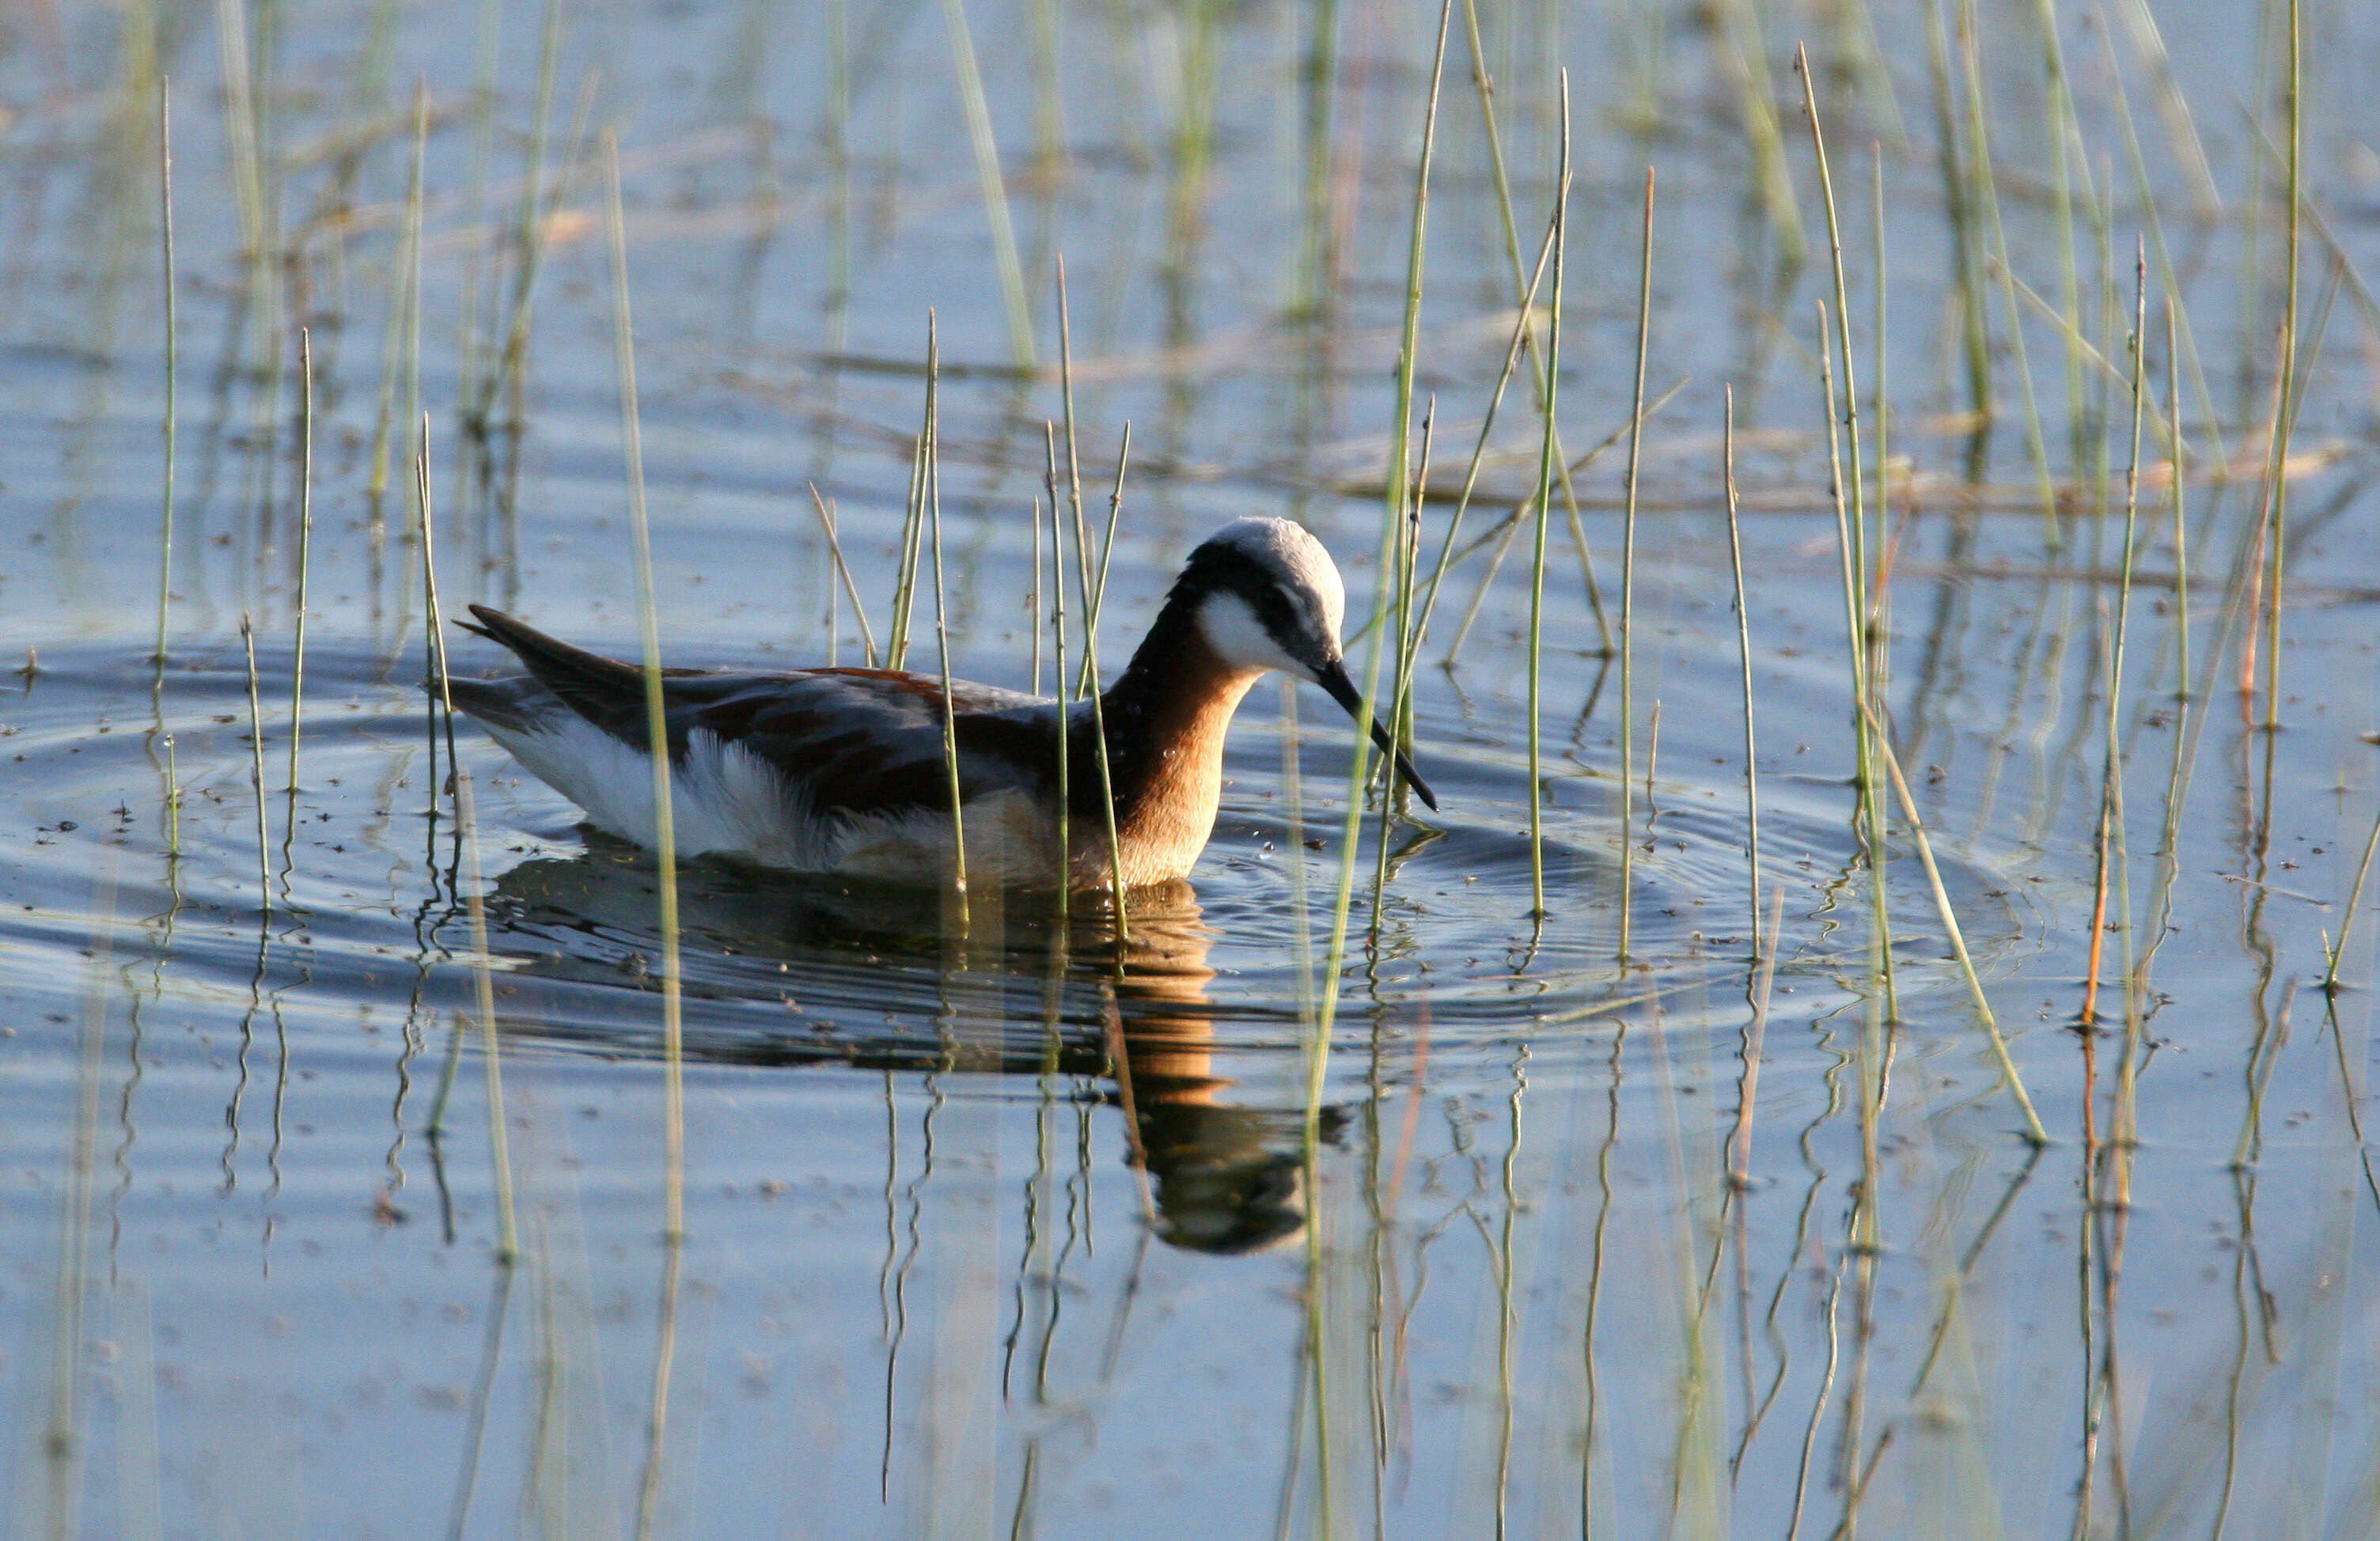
[{"x1": 6, "y1": 1, "x2": 2380, "y2": 1536}]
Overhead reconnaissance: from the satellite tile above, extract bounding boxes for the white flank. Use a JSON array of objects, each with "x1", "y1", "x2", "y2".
[{"x1": 479, "y1": 714, "x2": 1063, "y2": 884}]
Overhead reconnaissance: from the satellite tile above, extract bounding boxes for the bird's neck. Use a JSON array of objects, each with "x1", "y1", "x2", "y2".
[{"x1": 1075, "y1": 596, "x2": 1262, "y2": 882}]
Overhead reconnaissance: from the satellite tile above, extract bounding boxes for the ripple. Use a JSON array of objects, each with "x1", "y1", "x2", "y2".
[{"x1": 0, "y1": 645, "x2": 2037, "y2": 1070}]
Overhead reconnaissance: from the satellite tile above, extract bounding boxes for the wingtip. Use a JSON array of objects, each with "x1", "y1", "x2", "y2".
[
  {"x1": 452, "y1": 596, "x2": 509, "y2": 637},
  {"x1": 455, "y1": 602, "x2": 507, "y2": 641}
]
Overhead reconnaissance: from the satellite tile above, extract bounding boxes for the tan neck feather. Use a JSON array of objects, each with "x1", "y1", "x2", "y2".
[{"x1": 1080, "y1": 630, "x2": 1263, "y2": 886}]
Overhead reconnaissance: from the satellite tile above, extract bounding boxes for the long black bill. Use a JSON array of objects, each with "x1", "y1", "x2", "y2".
[{"x1": 1313, "y1": 658, "x2": 1438, "y2": 811}]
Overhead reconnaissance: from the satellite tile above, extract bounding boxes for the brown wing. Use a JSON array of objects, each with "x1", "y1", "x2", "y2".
[
  {"x1": 458, "y1": 606, "x2": 1065, "y2": 821},
  {"x1": 683, "y1": 665, "x2": 1068, "y2": 820}
]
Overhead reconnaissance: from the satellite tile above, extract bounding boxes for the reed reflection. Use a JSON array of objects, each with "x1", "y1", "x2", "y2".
[{"x1": 486, "y1": 846, "x2": 1323, "y2": 1254}]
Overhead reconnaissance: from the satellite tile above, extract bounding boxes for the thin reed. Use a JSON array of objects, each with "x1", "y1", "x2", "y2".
[
  {"x1": 17, "y1": 1, "x2": 2380, "y2": 1533},
  {"x1": 1053, "y1": 263, "x2": 1129, "y2": 928},
  {"x1": 937, "y1": 0, "x2": 1035, "y2": 369},
  {"x1": 923, "y1": 314, "x2": 969, "y2": 911},
  {"x1": 414, "y1": 423, "x2": 518, "y2": 1263},
  {"x1": 601, "y1": 131, "x2": 690, "y2": 1541},
  {"x1": 368, "y1": 81, "x2": 429, "y2": 521},
  {"x1": 2257, "y1": 0, "x2": 2301, "y2": 742},
  {"x1": 238, "y1": 614, "x2": 271, "y2": 921},
  {"x1": 1040, "y1": 432, "x2": 1071, "y2": 923},
  {"x1": 1801, "y1": 51, "x2": 1898, "y2": 1025},
  {"x1": 1315, "y1": 0, "x2": 1451, "y2": 1057},
  {"x1": 807, "y1": 483, "x2": 878, "y2": 667},
  {"x1": 150, "y1": 78, "x2": 176, "y2": 678},
  {"x1": 1613, "y1": 158, "x2": 1650, "y2": 954},
  {"x1": 1523, "y1": 103, "x2": 1572, "y2": 922},
  {"x1": 286, "y1": 328, "x2": 313, "y2": 798},
  {"x1": 1722, "y1": 386, "x2": 1760, "y2": 956},
  {"x1": 2082, "y1": 251, "x2": 2150, "y2": 1033}
]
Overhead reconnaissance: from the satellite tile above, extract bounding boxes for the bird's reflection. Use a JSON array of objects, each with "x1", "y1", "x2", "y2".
[{"x1": 483, "y1": 837, "x2": 1331, "y2": 1254}]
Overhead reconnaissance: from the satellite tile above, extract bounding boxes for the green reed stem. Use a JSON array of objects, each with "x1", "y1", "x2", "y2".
[
  {"x1": 1026, "y1": 0, "x2": 1062, "y2": 176},
  {"x1": 2084, "y1": 249, "x2": 2150, "y2": 1039},
  {"x1": 211, "y1": 0, "x2": 271, "y2": 349},
  {"x1": 1800, "y1": 48, "x2": 1869, "y2": 641},
  {"x1": 1802, "y1": 53, "x2": 1900, "y2": 1025},
  {"x1": 608, "y1": 134, "x2": 686, "y2": 1541},
  {"x1": 1041, "y1": 433, "x2": 1071, "y2": 915},
  {"x1": 805, "y1": 483, "x2": 878, "y2": 666},
  {"x1": 1859, "y1": 703, "x2": 2049, "y2": 1145},
  {"x1": 1092, "y1": 424, "x2": 1129, "y2": 645},
  {"x1": 448, "y1": 0, "x2": 503, "y2": 498},
  {"x1": 240, "y1": 615, "x2": 271, "y2": 923},
  {"x1": 1438, "y1": 379, "x2": 1685, "y2": 668},
  {"x1": 604, "y1": 134, "x2": 684, "y2": 1241},
  {"x1": 1052, "y1": 259, "x2": 1091, "y2": 700},
  {"x1": 1445, "y1": 507, "x2": 1524, "y2": 664},
  {"x1": 2163, "y1": 298, "x2": 2192, "y2": 698},
  {"x1": 924, "y1": 315, "x2": 969, "y2": 913},
  {"x1": 2329, "y1": 810, "x2": 2380, "y2": 994},
  {"x1": 2261, "y1": 0, "x2": 2300, "y2": 742},
  {"x1": 1071, "y1": 420, "x2": 1130, "y2": 703},
  {"x1": 938, "y1": 0, "x2": 1035, "y2": 369},
  {"x1": 1055, "y1": 264, "x2": 1128, "y2": 933},
  {"x1": 1814, "y1": 303, "x2": 1898, "y2": 1025},
  {"x1": 2097, "y1": 13, "x2": 2227, "y2": 473},
  {"x1": 1355, "y1": 0, "x2": 1449, "y2": 903},
  {"x1": 1525, "y1": 143, "x2": 1573, "y2": 922},
  {"x1": 1994, "y1": 267, "x2": 2184, "y2": 467},
  {"x1": 1310, "y1": 14, "x2": 1452, "y2": 1315},
  {"x1": 1457, "y1": 0, "x2": 1610, "y2": 647},
  {"x1": 369, "y1": 82, "x2": 429, "y2": 521},
  {"x1": 152, "y1": 77, "x2": 176, "y2": 676},
  {"x1": 276, "y1": 328, "x2": 314, "y2": 905},
  {"x1": 479, "y1": 0, "x2": 563, "y2": 430},
  {"x1": 1717, "y1": 0, "x2": 1803, "y2": 263},
  {"x1": 2026, "y1": 0, "x2": 2089, "y2": 479},
  {"x1": 286, "y1": 328, "x2": 313, "y2": 796},
  {"x1": 1954, "y1": 0, "x2": 2060, "y2": 532},
  {"x1": 1523, "y1": 180, "x2": 1580, "y2": 927},
  {"x1": 1028, "y1": 500, "x2": 1043, "y2": 697},
  {"x1": 1372, "y1": 404, "x2": 1433, "y2": 936},
  {"x1": 1870, "y1": 145, "x2": 1889, "y2": 615},
  {"x1": 1722, "y1": 386, "x2": 1762, "y2": 958},
  {"x1": 1389, "y1": 399, "x2": 1429, "y2": 774},
  {"x1": 416, "y1": 412, "x2": 463, "y2": 839},
  {"x1": 1402, "y1": 206, "x2": 1555, "y2": 676},
  {"x1": 417, "y1": 428, "x2": 518, "y2": 1262},
  {"x1": 163, "y1": 733, "x2": 180, "y2": 864},
  {"x1": 887, "y1": 434, "x2": 927, "y2": 670},
  {"x1": 1068, "y1": 458, "x2": 1127, "y2": 925},
  {"x1": 1612, "y1": 155, "x2": 1650, "y2": 955},
  {"x1": 1924, "y1": 0, "x2": 1991, "y2": 420},
  {"x1": 2320, "y1": 374, "x2": 2380, "y2": 985}
]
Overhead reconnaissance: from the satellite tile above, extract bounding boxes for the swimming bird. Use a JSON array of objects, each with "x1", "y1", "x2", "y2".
[{"x1": 448, "y1": 517, "x2": 1434, "y2": 888}]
